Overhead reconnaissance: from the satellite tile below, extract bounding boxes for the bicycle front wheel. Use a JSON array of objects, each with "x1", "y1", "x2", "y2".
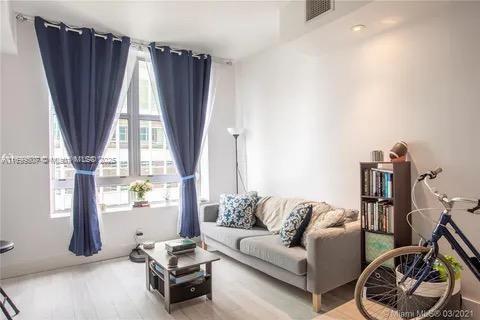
[{"x1": 355, "y1": 246, "x2": 455, "y2": 320}]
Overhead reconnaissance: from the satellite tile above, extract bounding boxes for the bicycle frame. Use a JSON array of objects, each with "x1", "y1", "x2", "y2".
[
  {"x1": 407, "y1": 210, "x2": 480, "y2": 295},
  {"x1": 430, "y1": 211, "x2": 480, "y2": 280}
]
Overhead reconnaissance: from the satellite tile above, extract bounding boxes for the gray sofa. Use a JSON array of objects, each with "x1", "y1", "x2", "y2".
[{"x1": 199, "y1": 203, "x2": 361, "y2": 312}]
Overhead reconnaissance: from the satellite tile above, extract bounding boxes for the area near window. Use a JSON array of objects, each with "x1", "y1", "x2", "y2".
[{"x1": 50, "y1": 57, "x2": 186, "y2": 217}]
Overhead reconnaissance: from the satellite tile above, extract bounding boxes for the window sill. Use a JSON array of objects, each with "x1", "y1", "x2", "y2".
[
  {"x1": 102, "y1": 201, "x2": 179, "y2": 214},
  {"x1": 50, "y1": 201, "x2": 179, "y2": 218}
]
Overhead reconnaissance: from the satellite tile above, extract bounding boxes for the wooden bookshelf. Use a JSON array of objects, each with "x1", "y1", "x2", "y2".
[{"x1": 360, "y1": 161, "x2": 412, "y2": 269}]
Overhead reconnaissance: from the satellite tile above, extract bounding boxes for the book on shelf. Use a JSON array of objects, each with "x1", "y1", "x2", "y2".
[
  {"x1": 361, "y1": 201, "x2": 394, "y2": 233},
  {"x1": 153, "y1": 262, "x2": 205, "y2": 284},
  {"x1": 172, "y1": 266, "x2": 200, "y2": 277},
  {"x1": 363, "y1": 167, "x2": 394, "y2": 198}
]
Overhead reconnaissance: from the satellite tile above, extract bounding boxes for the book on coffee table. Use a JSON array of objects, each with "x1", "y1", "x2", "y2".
[{"x1": 164, "y1": 239, "x2": 196, "y2": 253}]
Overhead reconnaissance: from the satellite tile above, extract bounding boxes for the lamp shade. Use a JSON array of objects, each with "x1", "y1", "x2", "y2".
[{"x1": 227, "y1": 127, "x2": 243, "y2": 136}]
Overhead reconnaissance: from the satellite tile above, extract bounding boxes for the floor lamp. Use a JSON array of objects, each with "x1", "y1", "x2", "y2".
[{"x1": 227, "y1": 128, "x2": 243, "y2": 194}]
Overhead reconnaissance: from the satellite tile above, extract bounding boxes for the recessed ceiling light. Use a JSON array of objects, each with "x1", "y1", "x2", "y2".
[
  {"x1": 381, "y1": 18, "x2": 399, "y2": 25},
  {"x1": 351, "y1": 24, "x2": 366, "y2": 32}
]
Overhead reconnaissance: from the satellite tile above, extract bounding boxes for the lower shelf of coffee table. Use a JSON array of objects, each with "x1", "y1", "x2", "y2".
[{"x1": 149, "y1": 267, "x2": 212, "y2": 304}]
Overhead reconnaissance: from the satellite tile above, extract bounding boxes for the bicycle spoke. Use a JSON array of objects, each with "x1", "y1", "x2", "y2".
[{"x1": 356, "y1": 247, "x2": 454, "y2": 320}]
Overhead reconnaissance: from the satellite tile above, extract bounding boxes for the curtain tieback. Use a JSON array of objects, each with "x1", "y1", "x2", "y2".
[
  {"x1": 181, "y1": 174, "x2": 195, "y2": 181},
  {"x1": 75, "y1": 169, "x2": 96, "y2": 176}
]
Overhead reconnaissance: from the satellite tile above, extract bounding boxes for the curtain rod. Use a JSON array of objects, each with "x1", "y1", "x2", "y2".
[{"x1": 15, "y1": 13, "x2": 233, "y2": 65}]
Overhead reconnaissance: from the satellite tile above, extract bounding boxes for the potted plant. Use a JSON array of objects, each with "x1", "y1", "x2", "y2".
[
  {"x1": 129, "y1": 180, "x2": 153, "y2": 207},
  {"x1": 396, "y1": 255, "x2": 462, "y2": 319}
]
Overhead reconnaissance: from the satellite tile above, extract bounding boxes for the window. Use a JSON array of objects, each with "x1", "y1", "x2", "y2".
[{"x1": 50, "y1": 57, "x2": 186, "y2": 216}]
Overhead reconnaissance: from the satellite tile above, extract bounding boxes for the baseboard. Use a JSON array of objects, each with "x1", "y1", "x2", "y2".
[
  {"x1": 0, "y1": 245, "x2": 133, "y2": 279},
  {"x1": 463, "y1": 297, "x2": 480, "y2": 320}
]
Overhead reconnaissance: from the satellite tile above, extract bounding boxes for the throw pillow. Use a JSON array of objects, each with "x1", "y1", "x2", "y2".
[
  {"x1": 279, "y1": 204, "x2": 312, "y2": 247},
  {"x1": 255, "y1": 196, "x2": 307, "y2": 233},
  {"x1": 216, "y1": 192, "x2": 258, "y2": 229},
  {"x1": 344, "y1": 209, "x2": 359, "y2": 223},
  {"x1": 300, "y1": 208, "x2": 350, "y2": 247}
]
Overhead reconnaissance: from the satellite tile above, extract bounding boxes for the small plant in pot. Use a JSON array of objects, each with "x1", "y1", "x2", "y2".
[
  {"x1": 396, "y1": 255, "x2": 462, "y2": 319},
  {"x1": 130, "y1": 179, "x2": 153, "y2": 207}
]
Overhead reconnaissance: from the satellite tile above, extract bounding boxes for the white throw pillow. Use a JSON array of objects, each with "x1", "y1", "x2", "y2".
[{"x1": 255, "y1": 197, "x2": 306, "y2": 233}]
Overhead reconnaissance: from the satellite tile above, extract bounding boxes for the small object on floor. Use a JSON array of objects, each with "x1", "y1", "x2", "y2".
[
  {"x1": 129, "y1": 248, "x2": 147, "y2": 263},
  {"x1": 143, "y1": 241, "x2": 155, "y2": 249},
  {"x1": 129, "y1": 230, "x2": 147, "y2": 263},
  {"x1": 168, "y1": 255, "x2": 178, "y2": 268}
]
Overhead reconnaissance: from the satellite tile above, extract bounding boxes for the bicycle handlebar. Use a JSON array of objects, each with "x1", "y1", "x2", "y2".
[
  {"x1": 417, "y1": 167, "x2": 443, "y2": 182},
  {"x1": 418, "y1": 168, "x2": 480, "y2": 214}
]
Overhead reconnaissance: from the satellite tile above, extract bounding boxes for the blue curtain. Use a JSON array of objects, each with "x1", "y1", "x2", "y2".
[
  {"x1": 35, "y1": 17, "x2": 130, "y2": 256},
  {"x1": 148, "y1": 45, "x2": 212, "y2": 238}
]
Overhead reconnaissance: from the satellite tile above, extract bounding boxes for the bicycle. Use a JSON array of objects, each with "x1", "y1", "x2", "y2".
[{"x1": 354, "y1": 168, "x2": 480, "y2": 320}]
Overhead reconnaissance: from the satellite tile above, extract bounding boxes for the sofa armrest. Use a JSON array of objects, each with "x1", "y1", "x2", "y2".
[
  {"x1": 306, "y1": 221, "x2": 361, "y2": 294},
  {"x1": 199, "y1": 203, "x2": 219, "y2": 223}
]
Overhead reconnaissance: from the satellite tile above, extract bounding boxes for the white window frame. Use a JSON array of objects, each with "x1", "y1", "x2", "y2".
[{"x1": 49, "y1": 57, "x2": 190, "y2": 216}]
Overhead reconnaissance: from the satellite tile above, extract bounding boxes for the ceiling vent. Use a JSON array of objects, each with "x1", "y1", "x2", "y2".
[{"x1": 306, "y1": 0, "x2": 333, "y2": 21}]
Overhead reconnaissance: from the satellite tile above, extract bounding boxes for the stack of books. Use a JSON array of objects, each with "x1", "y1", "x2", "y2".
[
  {"x1": 363, "y1": 165, "x2": 394, "y2": 198},
  {"x1": 165, "y1": 239, "x2": 196, "y2": 254},
  {"x1": 153, "y1": 263, "x2": 205, "y2": 284},
  {"x1": 133, "y1": 200, "x2": 150, "y2": 208},
  {"x1": 362, "y1": 201, "x2": 395, "y2": 233}
]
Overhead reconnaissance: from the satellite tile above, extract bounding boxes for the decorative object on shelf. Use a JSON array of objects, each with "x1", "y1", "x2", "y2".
[
  {"x1": 389, "y1": 141, "x2": 408, "y2": 162},
  {"x1": 167, "y1": 254, "x2": 178, "y2": 268},
  {"x1": 370, "y1": 150, "x2": 384, "y2": 162},
  {"x1": 227, "y1": 127, "x2": 244, "y2": 194},
  {"x1": 130, "y1": 179, "x2": 153, "y2": 207},
  {"x1": 143, "y1": 241, "x2": 155, "y2": 249}
]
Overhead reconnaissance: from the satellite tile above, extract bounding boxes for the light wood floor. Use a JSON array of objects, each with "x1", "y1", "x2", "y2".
[{"x1": 1, "y1": 252, "x2": 364, "y2": 320}]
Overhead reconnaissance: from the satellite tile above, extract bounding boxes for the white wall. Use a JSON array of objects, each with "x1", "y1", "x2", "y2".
[
  {"x1": 0, "y1": 22, "x2": 235, "y2": 278},
  {"x1": 235, "y1": 1, "x2": 480, "y2": 305}
]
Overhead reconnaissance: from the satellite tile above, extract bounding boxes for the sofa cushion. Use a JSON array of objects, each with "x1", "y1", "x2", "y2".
[
  {"x1": 216, "y1": 193, "x2": 258, "y2": 229},
  {"x1": 202, "y1": 222, "x2": 271, "y2": 250},
  {"x1": 240, "y1": 235, "x2": 307, "y2": 275}
]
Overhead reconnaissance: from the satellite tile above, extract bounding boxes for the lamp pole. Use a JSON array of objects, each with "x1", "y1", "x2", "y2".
[
  {"x1": 227, "y1": 127, "x2": 243, "y2": 194},
  {"x1": 233, "y1": 134, "x2": 239, "y2": 194}
]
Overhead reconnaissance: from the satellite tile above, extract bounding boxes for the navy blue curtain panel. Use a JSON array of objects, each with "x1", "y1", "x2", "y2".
[
  {"x1": 148, "y1": 45, "x2": 212, "y2": 238},
  {"x1": 35, "y1": 17, "x2": 130, "y2": 256}
]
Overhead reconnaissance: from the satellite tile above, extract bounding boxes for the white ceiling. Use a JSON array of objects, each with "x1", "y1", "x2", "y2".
[
  {"x1": 10, "y1": 0, "x2": 285, "y2": 60},
  {"x1": 10, "y1": 0, "x2": 429, "y2": 61}
]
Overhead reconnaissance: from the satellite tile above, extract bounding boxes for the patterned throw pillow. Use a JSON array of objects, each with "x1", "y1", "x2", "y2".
[
  {"x1": 279, "y1": 204, "x2": 312, "y2": 247},
  {"x1": 216, "y1": 193, "x2": 258, "y2": 229}
]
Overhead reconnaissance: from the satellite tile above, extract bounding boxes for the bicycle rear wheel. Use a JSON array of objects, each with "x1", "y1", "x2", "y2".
[{"x1": 355, "y1": 246, "x2": 454, "y2": 320}]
